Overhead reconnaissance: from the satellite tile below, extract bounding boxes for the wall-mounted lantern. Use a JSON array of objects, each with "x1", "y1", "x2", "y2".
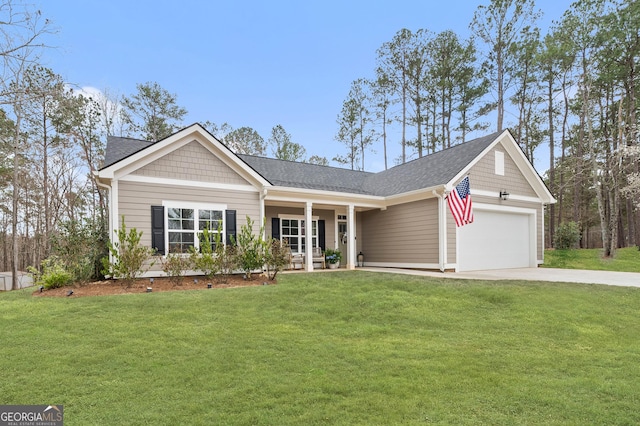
[{"x1": 499, "y1": 190, "x2": 510, "y2": 201}]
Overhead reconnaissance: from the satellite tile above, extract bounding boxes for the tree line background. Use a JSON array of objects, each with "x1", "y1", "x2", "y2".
[{"x1": 0, "y1": 0, "x2": 637, "y2": 288}]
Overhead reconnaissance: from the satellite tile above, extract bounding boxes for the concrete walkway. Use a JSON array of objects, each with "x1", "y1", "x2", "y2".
[{"x1": 360, "y1": 267, "x2": 640, "y2": 288}]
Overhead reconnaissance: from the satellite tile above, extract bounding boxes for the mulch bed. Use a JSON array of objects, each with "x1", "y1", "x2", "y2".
[{"x1": 32, "y1": 274, "x2": 275, "y2": 298}]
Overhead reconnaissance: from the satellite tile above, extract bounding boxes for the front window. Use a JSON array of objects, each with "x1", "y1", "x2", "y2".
[
  {"x1": 165, "y1": 203, "x2": 226, "y2": 254},
  {"x1": 280, "y1": 217, "x2": 317, "y2": 254}
]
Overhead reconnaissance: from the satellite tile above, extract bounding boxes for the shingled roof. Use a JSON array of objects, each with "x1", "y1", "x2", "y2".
[
  {"x1": 238, "y1": 154, "x2": 374, "y2": 194},
  {"x1": 103, "y1": 136, "x2": 154, "y2": 168},
  {"x1": 362, "y1": 132, "x2": 499, "y2": 196},
  {"x1": 101, "y1": 129, "x2": 501, "y2": 197}
]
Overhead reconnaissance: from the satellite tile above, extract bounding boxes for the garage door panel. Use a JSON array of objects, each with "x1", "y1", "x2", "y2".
[{"x1": 458, "y1": 210, "x2": 531, "y2": 272}]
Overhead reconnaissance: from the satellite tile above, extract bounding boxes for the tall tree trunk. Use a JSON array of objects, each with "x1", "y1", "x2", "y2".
[
  {"x1": 382, "y1": 109, "x2": 388, "y2": 170},
  {"x1": 11, "y1": 113, "x2": 22, "y2": 290},
  {"x1": 497, "y1": 46, "x2": 504, "y2": 132},
  {"x1": 547, "y1": 72, "x2": 556, "y2": 246}
]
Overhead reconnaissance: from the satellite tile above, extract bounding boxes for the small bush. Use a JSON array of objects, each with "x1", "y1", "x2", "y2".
[
  {"x1": 217, "y1": 244, "x2": 237, "y2": 284},
  {"x1": 50, "y1": 218, "x2": 109, "y2": 282},
  {"x1": 161, "y1": 254, "x2": 191, "y2": 286},
  {"x1": 233, "y1": 216, "x2": 266, "y2": 280},
  {"x1": 102, "y1": 216, "x2": 155, "y2": 286},
  {"x1": 189, "y1": 227, "x2": 221, "y2": 279},
  {"x1": 264, "y1": 238, "x2": 290, "y2": 280},
  {"x1": 554, "y1": 221, "x2": 581, "y2": 250},
  {"x1": 28, "y1": 257, "x2": 73, "y2": 290}
]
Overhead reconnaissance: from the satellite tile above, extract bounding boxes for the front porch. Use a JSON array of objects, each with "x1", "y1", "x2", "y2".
[{"x1": 263, "y1": 196, "x2": 380, "y2": 272}]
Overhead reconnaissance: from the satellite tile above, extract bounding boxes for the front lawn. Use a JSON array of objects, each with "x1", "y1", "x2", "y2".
[
  {"x1": 543, "y1": 246, "x2": 640, "y2": 272},
  {"x1": 1, "y1": 271, "x2": 639, "y2": 425}
]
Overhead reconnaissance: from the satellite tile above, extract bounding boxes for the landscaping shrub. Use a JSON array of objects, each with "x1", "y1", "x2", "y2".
[
  {"x1": 189, "y1": 227, "x2": 221, "y2": 279},
  {"x1": 50, "y1": 218, "x2": 109, "y2": 282},
  {"x1": 217, "y1": 244, "x2": 237, "y2": 284},
  {"x1": 264, "y1": 238, "x2": 289, "y2": 280},
  {"x1": 28, "y1": 256, "x2": 73, "y2": 289},
  {"x1": 554, "y1": 221, "x2": 581, "y2": 249},
  {"x1": 233, "y1": 216, "x2": 266, "y2": 280},
  {"x1": 102, "y1": 216, "x2": 155, "y2": 286},
  {"x1": 160, "y1": 253, "x2": 191, "y2": 286}
]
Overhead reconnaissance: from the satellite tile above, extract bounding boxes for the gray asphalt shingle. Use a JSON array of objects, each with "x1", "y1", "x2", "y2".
[
  {"x1": 102, "y1": 130, "x2": 501, "y2": 197},
  {"x1": 103, "y1": 136, "x2": 154, "y2": 168}
]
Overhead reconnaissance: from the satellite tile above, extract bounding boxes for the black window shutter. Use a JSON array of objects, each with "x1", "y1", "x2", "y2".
[
  {"x1": 271, "y1": 218, "x2": 280, "y2": 240},
  {"x1": 318, "y1": 219, "x2": 326, "y2": 251},
  {"x1": 225, "y1": 210, "x2": 237, "y2": 245},
  {"x1": 151, "y1": 205, "x2": 165, "y2": 255}
]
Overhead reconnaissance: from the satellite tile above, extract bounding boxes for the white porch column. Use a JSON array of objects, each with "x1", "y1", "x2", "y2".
[
  {"x1": 347, "y1": 204, "x2": 356, "y2": 270},
  {"x1": 305, "y1": 201, "x2": 313, "y2": 271}
]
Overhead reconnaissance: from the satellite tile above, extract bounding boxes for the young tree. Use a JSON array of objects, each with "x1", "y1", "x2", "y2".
[
  {"x1": 121, "y1": 81, "x2": 187, "y2": 141},
  {"x1": 470, "y1": 0, "x2": 541, "y2": 131},
  {"x1": 351, "y1": 79, "x2": 374, "y2": 169},
  {"x1": 405, "y1": 29, "x2": 432, "y2": 157},
  {"x1": 224, "y1": 126, "x2": 266, "y2": 155},
  {"x1": 370, "y1": 69, "x2": 395, "y2": 169},
  {"x1": 0, "y1": 1, "x2": 52, "y2": 290},
  {"x1": 307, "y1": 155, "x2": 329, "y2": 166},
  {"x1": 334, "y1": 96, "x2": 361, "y2": 170},
  {"x1": 454, "y1": 36, "x2": 490, "y2": 144},
  {"x1": 269, "y1": 124, "x2": 306, "y2": 161},
  {"x1": 377, "y1": 28, "x2": 413, "y2": 163},
  {"x1": 233, "y1": 216, "x2": 265, "y2": 280},
  {"x1": 509, "y1": 27, "x2": 543, "y2": 161},
  {"x1": 22, "y1": 66, "x2": 73, "y2": 256}
]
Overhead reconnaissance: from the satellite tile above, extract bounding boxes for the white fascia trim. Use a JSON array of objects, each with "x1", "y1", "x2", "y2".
[
  {"x1": 266, "y1": 186, "x2": 385, "y2": 208},
  {"x1": 119, "y1": 174, "x2": 258, "y2": 193},
  {"x1": 277, "y1": 213, "x2": 319, "y2": 220},
  {"x1": 473, "y1": 189, "x2": 544, "y2": 204},
  {"x1": 473, "y1": 202, "x2": 537, "y2": 215},
  {"x1": 99, "y1": 124, "x2": 271, "y2": 187},
  {"x1": 445, "y1": 130, "x2": 555, "y2": 204},
  {"x1": 162, "y1": 200, "x2": 228, "y2": 211},
  {"x1": 385, "y1": 185, "x2": 443, "y2": 206}
]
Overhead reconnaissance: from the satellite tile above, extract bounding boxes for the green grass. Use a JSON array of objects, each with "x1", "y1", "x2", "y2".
[
  {"x1": 2, "y1": 271, "x2": 640, "y2": 425},
  {"x1": 543, "y1": 246, "x2": 640, "y2": 272}
]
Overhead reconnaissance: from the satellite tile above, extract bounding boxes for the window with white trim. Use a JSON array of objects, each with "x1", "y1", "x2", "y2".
[
  {"x1": 165, "y1": 202, "x2": 226, "y2": 254},
  {"x1": 280, "y1": 217, "x2": 318, "y2": 254}
]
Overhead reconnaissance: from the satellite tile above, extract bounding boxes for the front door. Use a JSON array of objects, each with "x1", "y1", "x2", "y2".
[{"x1": 338, "y1": 215, "x2": 347, "y2": 265}]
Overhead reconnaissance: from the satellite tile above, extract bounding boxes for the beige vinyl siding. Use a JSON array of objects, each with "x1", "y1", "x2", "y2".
[
  {"x1": 447, "y1": 210, "x2": 456, "y2": 264},
  {"x1": 118, "y1": 181, "x2": 260, "y2": 248},
  {"x1": 132, "y1": 140, "x2": 249, "y2": 185},
  {"x1": 470, "y1": 142, "x2": 537, "y2": 197},
  {"x1": 360, "y1": 199, "x2": 439, "y2": 263}
]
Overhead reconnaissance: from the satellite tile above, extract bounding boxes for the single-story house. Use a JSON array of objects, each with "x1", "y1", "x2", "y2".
[{"x1": 96, "y1": 123, "x2": 555, "y2": 275}]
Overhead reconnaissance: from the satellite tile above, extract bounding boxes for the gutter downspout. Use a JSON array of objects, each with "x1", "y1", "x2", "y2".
[{"x1": 433, "y1": 189, "x2": 446, "y2": 272}]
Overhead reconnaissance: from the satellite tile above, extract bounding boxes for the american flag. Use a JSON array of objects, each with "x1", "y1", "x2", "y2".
[{"x1": 447, "y1": 176, "x2": 474, "y2": 227}]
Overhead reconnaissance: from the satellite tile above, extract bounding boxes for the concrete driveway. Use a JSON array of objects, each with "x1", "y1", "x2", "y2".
[{"x1": 362, "y1": 267, "x2": 640, "y2": 288}]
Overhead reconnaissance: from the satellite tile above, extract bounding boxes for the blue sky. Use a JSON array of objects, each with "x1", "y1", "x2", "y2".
[{"x1": 42, "y1": 0, "x2": 573, "y2": 172}]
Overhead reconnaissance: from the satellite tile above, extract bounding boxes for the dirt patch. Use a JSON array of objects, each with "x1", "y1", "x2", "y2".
[{"x1": 32, "y1": 274, "x2": 275, "y2": 298}]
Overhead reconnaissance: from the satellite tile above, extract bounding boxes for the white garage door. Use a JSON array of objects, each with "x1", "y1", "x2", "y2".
[{"x1": 458, "y1": 209, "x2": 533, "y2": 272}]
